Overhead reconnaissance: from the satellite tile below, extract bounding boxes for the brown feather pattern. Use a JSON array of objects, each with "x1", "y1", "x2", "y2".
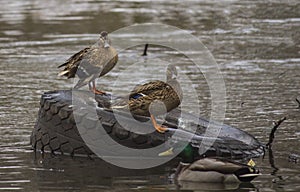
[
  {"x1": 58, "y1": 32, "x2": 118, "y2": 89},
  {"x1": 58, "y1": 47, "x2": 90, "y2": 78},
  {"x1": 112, "y1": 66, "x2": 182, "y2": 117}
]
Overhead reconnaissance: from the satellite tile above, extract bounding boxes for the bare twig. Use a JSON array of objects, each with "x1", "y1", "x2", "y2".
[
  {"x1": 240, "y1": 102, "x2": 245, "y2": 107},
  {"x1": 268, "y1": 147, "x2": 279, "y2": 175},
  {"x1": 142, "y1": 44, "x2": 148, "y2": 56},
  {"x1": 296, "y1": 98, "x2": 300, "y2": 109},
  {"x1": 266, "y1": 117, "x2": 286, "y2": 148}
]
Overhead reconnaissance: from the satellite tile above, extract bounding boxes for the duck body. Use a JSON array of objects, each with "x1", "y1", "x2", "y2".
[
  {"x1": 176, "y1": 158, "x2": 260, "y2": 183},
  {"x1": 127, "y1": 79, "x2": 182, "y2": 117},
  {"x1": 112, "y1": 65, "x2": 182, "y2": 133},
  {"x1": 113, "y1": 65, "x2": 182, "y2": 117},
  {"x1": 58, "y1": 31, "x2": 118, "y2": 92}
]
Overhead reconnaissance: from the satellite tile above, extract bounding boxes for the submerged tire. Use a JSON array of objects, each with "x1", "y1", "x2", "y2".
[{"x1": 31, "y1": 90, "x2": 264, "y2": 161}]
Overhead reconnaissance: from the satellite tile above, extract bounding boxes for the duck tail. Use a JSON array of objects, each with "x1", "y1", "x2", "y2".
[
  {"x1": 239, "y1": 173, "x2": 261, "y2": 178},
  {"x1": 234, "y1": 159, "x2": 261, "y2": 182},
  {"x1": 111, "y1": 105, "x2": 125, "y2": 109},
  {"x1": 58, "y1": 61, "x2": 70, "y2": 76},
  {"x1": 110, "y1": 104, "x2": 128, "y2": 110},
  {"x1": 58, "y1": 62, "x2": 68, "y2": 68},
  {"x1": 110, "y1": 97, "x2": 130, "y2": 110},
  {"x1": 58, "y1": 70, "x2": 69, "y2": 77},
  {"x1": 237, "y1": 172, "x2": 261, "y2": 182}
]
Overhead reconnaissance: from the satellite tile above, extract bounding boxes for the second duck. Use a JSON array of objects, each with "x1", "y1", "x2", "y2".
[{"x1": 112, "y1": 65, "x2": 182, "y2": 133}]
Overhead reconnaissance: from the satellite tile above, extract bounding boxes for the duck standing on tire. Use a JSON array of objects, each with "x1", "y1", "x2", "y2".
[
  {"x1": 58, "y1": 31, "x2": 118, "y2": 95},
  {"x1": 112, "y1": 65, "x2": 182, "y2": 133}
]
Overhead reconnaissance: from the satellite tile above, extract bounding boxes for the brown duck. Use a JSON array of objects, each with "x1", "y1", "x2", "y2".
[
  {"x1": 112, "y1": 65, "x2": 182, "y2": 133},
  {"x1": 58, "y1": 31, "x2": 118, "y2": 94}
]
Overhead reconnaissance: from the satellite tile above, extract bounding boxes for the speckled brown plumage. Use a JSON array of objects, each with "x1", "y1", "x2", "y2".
[
  {"x1": 58, "y1": 47, "x2": 90, "y2": 78},
  {"x1": 127, "y1": 80, "x2": 182, "y2": 116},
  {"x1": 112, "y1": 65, "x2": 182, "y2": 133},
  {"x1": 58, "y1": 31, "x2": 118, "y2": 93}
]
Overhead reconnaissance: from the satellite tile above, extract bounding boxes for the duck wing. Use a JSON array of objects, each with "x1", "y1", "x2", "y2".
[
  {"x1": 111, "y1": 81, "x2": 167, "y2": 112},
  {"x1": 129, "y1": 80, "x2": 167, "y2": 99},
  {"x1": 58, "y1": 47, "x2": 90, "y2": 78}
]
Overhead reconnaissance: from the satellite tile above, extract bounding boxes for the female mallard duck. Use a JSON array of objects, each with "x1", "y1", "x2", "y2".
[
  {"x1": 112, "y1": 65, "x2": 182, "y2": 133},
  {"x1": 175, "y1": 158, "x2": 260, "y2": 183},
  {"x1": 58, "y1": 31, "x2": 118, "y2": 94}
]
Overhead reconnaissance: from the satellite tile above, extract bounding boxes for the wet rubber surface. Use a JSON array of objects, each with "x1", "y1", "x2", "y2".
[{"x1": 31, "y1": 90, "x2": 264, "y2": 160}]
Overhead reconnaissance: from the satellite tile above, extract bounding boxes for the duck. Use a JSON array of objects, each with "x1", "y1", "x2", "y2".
[
  {"x1": 112, "y1": 65, "x2": 182, "y2": 133},
  {"x1": 175, "y1": 158, "x2": 260, "y2": 183},
  {"x1": 58, "y1": 31, "x2": 118, "y2": 95}
]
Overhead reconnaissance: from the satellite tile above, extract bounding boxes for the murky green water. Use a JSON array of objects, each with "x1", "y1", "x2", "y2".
[{"x1": 0, "y1": 0, "x2": 299, "y2": 191}]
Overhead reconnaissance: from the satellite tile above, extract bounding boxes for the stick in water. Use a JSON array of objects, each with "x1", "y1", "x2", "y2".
[
  {"x1": 266, "y1": 117, "x2": 286, "y2": 148},
  {"x1": 296, "y1": 98, "x2": 300, "y2": 108},
  {"x1": 142, "y1": 44, "x2": 148, "y2": 56}
]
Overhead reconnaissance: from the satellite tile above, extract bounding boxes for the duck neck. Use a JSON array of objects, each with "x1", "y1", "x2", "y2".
[{"x1": 168, "y1": 78, "x2": 183, "y2": 101}]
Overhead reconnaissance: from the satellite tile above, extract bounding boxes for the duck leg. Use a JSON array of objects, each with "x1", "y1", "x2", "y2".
[
  {"x1": 89, "y1": 81, "x2": 105, "y2": 95},
  {"x1": 150, "y1": 114, "x2": 168, "y2": 133}
]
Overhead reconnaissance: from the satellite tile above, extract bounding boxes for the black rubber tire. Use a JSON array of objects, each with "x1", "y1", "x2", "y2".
[{"x1": 30, "y1": 90, "x2": 264, "y2": 161}]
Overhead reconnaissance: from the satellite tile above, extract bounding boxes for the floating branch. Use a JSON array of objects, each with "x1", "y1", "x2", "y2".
[
  {"x1": 266, "y1": 117, "x2": 286, "y2": 148},
  {"x1": 268, "y1": 146, "x2": 279, "y2": 175},
  {"x1": 142, "y1": 43, "x2": 149, "y2": 56},
  {"x1": 240, "y1": 102, "x2": 245, "y2": 107},
  {"x1": 296, "y1": 98, "x2": 300, "y2": 108}
]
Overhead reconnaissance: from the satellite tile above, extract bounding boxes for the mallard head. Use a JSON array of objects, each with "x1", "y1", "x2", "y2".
[{"x1": 99, "y1": 31, "x2": 111, "y2": 48}]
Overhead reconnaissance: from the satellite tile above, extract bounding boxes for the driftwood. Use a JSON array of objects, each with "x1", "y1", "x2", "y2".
[
  {"x1": 263, "y1": 117, "x2": 286, "y2": 177},
  {"x1": 266, "y1": 117, "x2": 286, "y2": 148},
  {"x1": 296, "y1": 98, "x2": 300, "y2": 109},
  {"x1": 142, "y1": 43, "x2": 149, "y2": 56}
]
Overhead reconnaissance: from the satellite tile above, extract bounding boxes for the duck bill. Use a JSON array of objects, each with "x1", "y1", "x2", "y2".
[{"x1": 104, "y1": 39, "x2": 110, "y2": 48}]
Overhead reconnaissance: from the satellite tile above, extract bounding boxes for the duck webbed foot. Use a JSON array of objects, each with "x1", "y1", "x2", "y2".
[
  {"x1": 92, "y1": 88, "x2": 106, "y2": 95},
  {"x1": 150, "y1": 114, "x2": 168, "y2": 133},
  {"x1": 89, "y1": 81, "x2": 106, "y2": 95}
]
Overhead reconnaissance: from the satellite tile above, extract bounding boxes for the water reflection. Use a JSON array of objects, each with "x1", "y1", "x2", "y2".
[{"x1": 0, "y1": 0, "x2": 299, "y2": 191}]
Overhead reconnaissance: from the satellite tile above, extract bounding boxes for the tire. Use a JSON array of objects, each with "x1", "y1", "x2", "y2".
[{"x1": 30, "y1": 90, "x2": 264, "y2": 161}]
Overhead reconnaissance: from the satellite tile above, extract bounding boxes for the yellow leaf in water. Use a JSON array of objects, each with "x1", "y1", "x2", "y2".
[{"x1": 247, "y1": 159, "x2": 256, "y2": 167}]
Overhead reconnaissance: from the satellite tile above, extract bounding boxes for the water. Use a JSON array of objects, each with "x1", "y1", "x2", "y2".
[{"x1": 0, "y1": 0, "x2": 299, "y2": 191}]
